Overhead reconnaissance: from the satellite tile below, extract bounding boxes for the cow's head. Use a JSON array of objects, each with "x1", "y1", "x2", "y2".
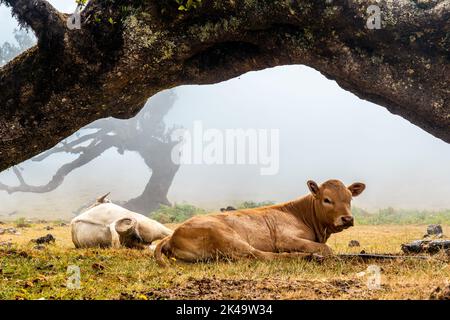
[
  {"x1": 307, "y1": 179, "x2": 365, "y2": 233},
  {"x1": 115, "y1": 218, "x2": 149, "y2": 249}
]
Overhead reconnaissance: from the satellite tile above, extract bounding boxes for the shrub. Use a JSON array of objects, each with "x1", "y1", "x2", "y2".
[
  {"x1": 353, "y1": 207, "x2": 450, "y2": 225},
  {"x1": 150, "y1": 203, "x2": 207, "y2": 224},
  {"x1": 237, "y1": 201, "x2": 275, "y2": 209},
  {"x1": 14, "y1": 217, "x2": 31, "y2": 228},
  {"x1": 149, "y1": 202, "x2": 450, "y2": 225}
]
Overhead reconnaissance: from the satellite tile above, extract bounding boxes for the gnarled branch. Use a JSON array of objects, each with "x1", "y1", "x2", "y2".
[
  {"x1": 0, "y1": 135, "x2": 115, "y2": 194},
  {"x1": 32, "y1": 129, "x2": 107, "y2": 161}
]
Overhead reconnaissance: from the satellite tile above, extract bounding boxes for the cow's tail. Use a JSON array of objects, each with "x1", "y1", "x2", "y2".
[{"x1": 154, "y1": 236, "x2": 171, "y2": 267}]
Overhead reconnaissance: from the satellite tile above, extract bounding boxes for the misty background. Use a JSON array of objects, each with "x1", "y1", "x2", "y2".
[{"x1": 1, "y1": 1, "x2": 449, "y2": 219}]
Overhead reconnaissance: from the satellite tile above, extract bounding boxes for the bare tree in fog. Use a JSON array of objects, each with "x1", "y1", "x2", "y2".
[
  {"x1": 0, "y1": 29, "x2": 35, "y2": 66},
  {"x1": 0, "y1": 91, "x2": 180, "y2": 214}
]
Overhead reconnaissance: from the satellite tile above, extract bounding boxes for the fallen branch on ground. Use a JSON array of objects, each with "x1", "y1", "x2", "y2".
[
  {"x1": 336, "y1": 253, "x2": 430, "y2": 261},
  {"x1": 401, "y1": 239, "x2": 450, "y2": 254}
]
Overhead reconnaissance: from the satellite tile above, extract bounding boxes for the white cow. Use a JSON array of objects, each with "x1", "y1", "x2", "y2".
[{"x1": 70, "y1": 194, "x2": 173, "y2": 249}]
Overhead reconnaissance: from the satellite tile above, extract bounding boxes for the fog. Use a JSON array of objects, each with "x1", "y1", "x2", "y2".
[{"x1": 1, "y1": 1, "x2": 449, "y2": 219}]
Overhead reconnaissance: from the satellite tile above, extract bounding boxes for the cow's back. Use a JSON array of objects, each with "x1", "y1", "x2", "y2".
[
  {"x1": 71, "y1": 221, "x2": 112, "y2": 248},
  {"x1": 71, "y1": 203, "x2": 131, "y2": 248},
  {"x1": 72, "y1": 203, "x2": 136, "y2": 224},
  {"x1": 178, "y1": 207, "x2": 296, "y2": 251}
]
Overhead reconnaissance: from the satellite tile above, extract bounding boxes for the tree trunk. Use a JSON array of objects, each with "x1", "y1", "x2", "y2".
[
  {"x1": 0, "y1": 0, "x2": 449, "y2": 172},
  {"x1": 123, "y1": 170, "x2": 175, "y2": 213},
  {"x1": 124, "y1": 146, "x2": 179, "y2": 213}
]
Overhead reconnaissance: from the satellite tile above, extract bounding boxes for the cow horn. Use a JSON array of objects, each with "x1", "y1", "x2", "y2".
[{"x1": 96, "y1": 192, "x2": 110, "y2": 203}]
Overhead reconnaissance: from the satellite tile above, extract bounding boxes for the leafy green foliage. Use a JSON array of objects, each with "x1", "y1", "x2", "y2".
[
  {"x1": 176, "y1": 0, "x2": 202, "y2": 11},
  {"x1": 150, "y1": 203, "x2": 207, "y2": 223},
  {"x1": 149, "y1": 202, "x2": 450, "y2": 225},
  {"x1": 353, "y1": 207, "x2": 450, "y2": 225},
  {"x1": 150, "y1": 201, "x2": 277, "y2": 224},
  {"x1": 75, "y1": 0, "x2": 88, "y2": 6},
  {"x1": 237, "y1": 201, "x2": 276, "y2": 209},
  {"x1": 14, "y1": 218, "x2": 31, "y2": 228}
]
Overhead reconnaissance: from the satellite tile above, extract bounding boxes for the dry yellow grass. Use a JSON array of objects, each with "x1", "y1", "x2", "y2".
[{"x1": 0, "y1": 222, "x2": 449, "y2": 300}]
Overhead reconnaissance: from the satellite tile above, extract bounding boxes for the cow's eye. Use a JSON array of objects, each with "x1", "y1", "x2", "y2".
[{"x1": 324, "y1": 198, "x2": 333, "y2": 204}]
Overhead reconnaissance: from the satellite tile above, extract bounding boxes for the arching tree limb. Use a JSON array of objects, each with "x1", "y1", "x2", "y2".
[
  {"x1": 0, "y1": 0, "x2": 449, "y2": 173},
  {"x1": 32, "y1": 129, "x2": 107, "y2": 161}
]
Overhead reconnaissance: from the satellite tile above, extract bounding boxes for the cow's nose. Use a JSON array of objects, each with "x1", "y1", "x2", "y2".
[{"x1": 341, "y1": 216, "x2": 354, "y2": 226}]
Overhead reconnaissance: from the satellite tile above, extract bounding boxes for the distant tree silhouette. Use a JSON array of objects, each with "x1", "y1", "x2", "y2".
[
  {"x1": 0, "y1": 28, "x2": 35, "y2": 66},
  {"x1": 0, "y1": 90, "x2": 181, "y2": 214}
]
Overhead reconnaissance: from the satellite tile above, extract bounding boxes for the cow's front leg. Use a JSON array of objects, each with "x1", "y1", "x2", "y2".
[
  {"x1": 311, "y1": 242, "x2": 333, "y2": 256},
  {"x1": 109, "y1": 224, "x2": 121, "y2": 248},
  {"x1": 280, "y1": 238, "x2": 334, "y2": 256}
]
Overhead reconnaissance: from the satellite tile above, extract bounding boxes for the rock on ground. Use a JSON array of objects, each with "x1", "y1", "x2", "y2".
[
  {"x1": 348, "y1": 240, "x2": 361, "y2": 247},
  {"x1": 425, "y1": 224, "x2": 443, "y2": 237},
  {"x1": 430, "y1": 284, "x2": 450, "y2": 300},
  {"x1": 31, "y1": 234, "x2": 56, "y2": 245}
]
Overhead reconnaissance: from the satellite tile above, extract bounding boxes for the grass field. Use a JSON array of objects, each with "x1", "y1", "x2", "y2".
[{"x1": 0, "y1": 222, "x2": 449, "y2": 300}]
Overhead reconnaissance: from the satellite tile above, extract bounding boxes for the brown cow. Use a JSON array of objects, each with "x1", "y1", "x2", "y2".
[{"x1": 155, "y1": 179, "x2": 365, "y2": 265}]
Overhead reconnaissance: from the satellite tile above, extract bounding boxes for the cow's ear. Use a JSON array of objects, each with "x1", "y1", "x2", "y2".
[
  {"x1": 96, "y1": 192, "x2": 110, "y2": 204},
  {"x1": 307, "y1": 180, "x2": 320, "y2": 198},
  {"x1": 348, "y1": 183, "x2": 366, "y2": 197},
  {"x1": 115, "y1": 218, "x2": 137, "y2": 235}
]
